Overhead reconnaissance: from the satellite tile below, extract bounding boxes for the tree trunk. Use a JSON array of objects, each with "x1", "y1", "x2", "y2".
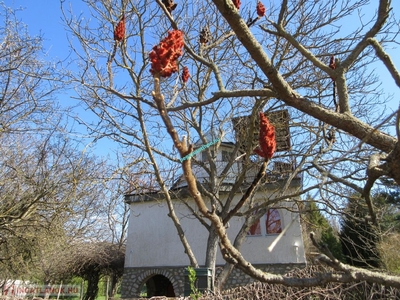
[
  {"x1": 205, "y1": 227, "x2": 219, "y2": 289},
  {"x1": 108, "y1": 273, "x2": 119, "y2": 298},
  {"x1": 216, "y1": 221, "x2": 250, "y2": 289},
  {"x1": 84, "y1": 271, "x2": 100, "y2": 300}
]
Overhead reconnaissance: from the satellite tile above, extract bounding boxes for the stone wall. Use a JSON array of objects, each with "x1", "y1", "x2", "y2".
[
  {"x1": 121, "y1": 267, "x2": 186, "y2": 298},
  {"x1": 121, "y1": 263, "x2": 305, "y2": 298}
]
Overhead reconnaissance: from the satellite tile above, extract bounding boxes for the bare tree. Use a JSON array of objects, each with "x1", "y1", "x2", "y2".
[
  {"x1": 0, "y1": 3, "x2": 64, "y2": 135},
  {"x1": 0, "y1": 3, "x2": 64, "y2": 278},
  {"x1": 0, "y1": 4, "x2": 124, "y2": 281},
  {"x1": 44, "y1": 241, "x2": 125, "y2": 300},
  {"x1": 63, "y1": 0, "x2": 400, "y2": 289},
  {"x1": 0, "y1": 130, "x2": 116, "y2": 277}
]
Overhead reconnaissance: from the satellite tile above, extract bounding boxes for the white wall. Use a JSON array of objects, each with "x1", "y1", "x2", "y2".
[
  {"x1": 235, "y1": 208, "x2": 305, "y2": 264},
  {"x1": 124, "y1": 192, "x2": 305, "y2": 268}
]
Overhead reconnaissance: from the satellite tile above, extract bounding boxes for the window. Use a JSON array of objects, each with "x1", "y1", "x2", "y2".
[
  {"x1": 222, "y1": 150, "x2": 231, "y2": 162},
  {"x1": 265, "y1": 208, "x2": 282, "y2": 234},
  {"x1": 247, "y1": 208, "x2": 282, "y2": 236},
  {"x1": 201, "y1": 150, "x2": 215, "y2": 162},
  {"x1": 248, "y1": 218, "x2": 262, "y2": 236}
]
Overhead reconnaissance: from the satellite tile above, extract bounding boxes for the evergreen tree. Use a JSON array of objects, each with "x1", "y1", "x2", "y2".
[
  {"x1": 304, "y1": 199, "x2": 344, "y2": 262},
  {"x1": 375, "y1": 191, "x2": 400, "y2": 233},
  {"x1": 340, "y1": 195, "x2": 381, "y2": 269}
]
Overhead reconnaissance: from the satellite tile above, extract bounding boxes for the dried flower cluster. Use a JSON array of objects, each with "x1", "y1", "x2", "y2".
[
  {"x1": 149, "y1": 30, "x2": 184, "y2": 78},
  {"x1": 162, "y1": 0, "x2": 177, "y2": 12},
  {"x1": 329, "y1": 55, "x2": 336, "y2": 70},
  {"x1": 256, "y1": 1, "x2": 266, "y2": 17},
  {"x1": 114, "y1": 15, "x2": 125, "y2": 41},
  {"x1": 200, "y1": 27, "x2": 212, "y2": 45},
  {"x1": 181, "y1": 66, "x2": 190, "y2": 83},
  {"x1": 254, "y1": 112, "x2": 276, "y2": 159},
  {"x1": 232, "y1": 0, "x2": 241, "y2": 10},
  {"x1": 329, "y1": 55, "x2": 336, "y2": 81}
]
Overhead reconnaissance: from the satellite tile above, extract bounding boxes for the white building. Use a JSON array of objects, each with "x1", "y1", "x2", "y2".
[{"x1": 121, "y1": 112, "x2": 306, "y2": 298}]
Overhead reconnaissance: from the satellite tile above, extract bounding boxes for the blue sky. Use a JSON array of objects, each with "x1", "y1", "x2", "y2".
[
  {"x1": 5, "y1": 0, "x2": 72, "y2": 59},
  {"x1": 3, "y1": 0, "x2": 116, "y2": 156},
  {"x1": 4, "y1": 0, "x2": 400, "y2": 156}
]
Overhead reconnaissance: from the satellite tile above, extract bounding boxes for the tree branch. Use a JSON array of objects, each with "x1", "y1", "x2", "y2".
[
  {"x1": 368, "y1": 37, "x2": 400, "y2": 89},
  {"x1": 223, "y1": 160, "x2": 269, "y2": 224},
  {"x1": 210, "y1": 0, "x2": 396, "y2": 154}
]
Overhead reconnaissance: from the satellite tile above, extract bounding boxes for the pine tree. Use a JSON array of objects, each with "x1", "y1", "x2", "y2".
[{"x1": 340, "y1": 195, "x2": 381, "y2": 269}]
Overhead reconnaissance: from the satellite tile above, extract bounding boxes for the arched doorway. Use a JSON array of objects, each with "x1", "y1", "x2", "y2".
[{"x1": 141, "y1": 274, "x2": 175, "y2": 298}]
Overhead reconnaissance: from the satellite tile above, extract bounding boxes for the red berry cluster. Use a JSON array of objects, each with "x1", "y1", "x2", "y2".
[
  {"x1": 256, "y1": 1, "x2": 266, "y2": 17},
  {"x1": 232, "y1": 0, "x2": 241, "y2": 10},
  {"x1": 181, "y1": 66, "x2": 190, "y2": 83},
  {"x1": 149, "y1": 30, "x2": 184, "y2": 78},
  {"x1": 114, "y1": 15, "x2": 125, "y2": 41},
  {"x1": 254, "y1": 112, "x2": 276, "y2": 159}
]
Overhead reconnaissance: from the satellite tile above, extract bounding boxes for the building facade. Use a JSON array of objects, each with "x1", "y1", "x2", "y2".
[{"x1": 121, "y1": 135, "x2": 306, "y2": 298}]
